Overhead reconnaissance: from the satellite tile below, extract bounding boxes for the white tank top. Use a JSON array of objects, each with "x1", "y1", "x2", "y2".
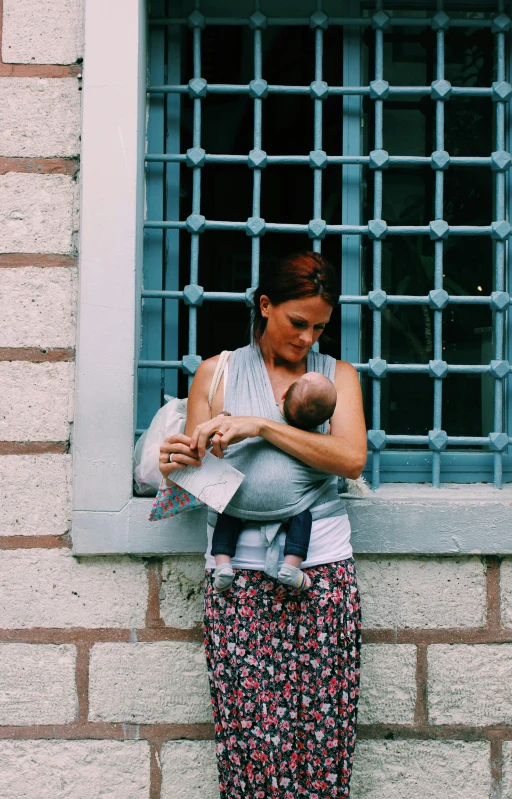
[
  {"x1": 204, "y1": 361, "x2": 353, "y2": 570},
  {"x1": 205, "y1": 513, "x2": 353, "y2": 570}
]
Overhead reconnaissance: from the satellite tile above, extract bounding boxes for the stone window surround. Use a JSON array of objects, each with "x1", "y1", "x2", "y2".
[{"x1": 72, "y1": 0, "x2": 512, "y2": 556}]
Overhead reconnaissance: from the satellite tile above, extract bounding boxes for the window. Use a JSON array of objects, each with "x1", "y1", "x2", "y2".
[
  {"x1": 139, "y1": 0, "x2": 512, "y2": 489},
  {"x1": 73, "y1": 0, "x2": 512, "y2": 556}
]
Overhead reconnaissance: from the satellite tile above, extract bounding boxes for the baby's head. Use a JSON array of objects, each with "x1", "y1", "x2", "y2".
[{"x1": 282, "y1": 372, "x2": 337, "y2": 430}]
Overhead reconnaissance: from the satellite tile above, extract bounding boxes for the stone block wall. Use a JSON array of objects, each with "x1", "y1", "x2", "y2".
[{"x1": 1, "y1": 1, "x2": 512, "y2": 797}]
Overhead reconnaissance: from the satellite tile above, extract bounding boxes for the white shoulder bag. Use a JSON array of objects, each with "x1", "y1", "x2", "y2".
[{"x1": 133, "y1": 351, "x2": 231, "y2": 494}]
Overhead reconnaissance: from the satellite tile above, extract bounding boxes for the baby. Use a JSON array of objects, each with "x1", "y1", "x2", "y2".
[{"x1": 212, "y1": 372, "x2": 337, "y2": 592}]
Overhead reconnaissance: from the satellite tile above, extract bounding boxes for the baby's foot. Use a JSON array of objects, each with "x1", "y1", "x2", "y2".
[
  {"x1": 213, "y1": 563, "x2": 235, "y2": 592},
  {"x1": 278, "y1": 563, "x2": 311, "y2": 591}
]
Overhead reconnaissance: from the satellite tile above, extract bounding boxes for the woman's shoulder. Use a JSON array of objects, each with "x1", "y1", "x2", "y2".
[
  {"x1": 332, "y1": 360, "x2": 362, "y2": 398},
  {"x1": 334, "y1": 359, "x2": 359, "y2": 379},
  {"x1": 193, "y1": 347, "x2": 240, "y2": 392},
  {"x1": 196, "y1": 345, "x2": 248, "y2": 377},
  {"x1": 196, "y1": 353, "x2": 222, "y2": 378},
  {"x1": 193, "y1": 355, "x2": 218, "y2": 386},
  {"x1": 188, "y1": 352, "x2": 232, "y2": 413}
]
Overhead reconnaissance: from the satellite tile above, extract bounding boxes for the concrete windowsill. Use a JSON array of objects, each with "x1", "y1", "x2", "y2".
[
  {"x1": 342, "y1": 483, "x2": 512, "y2": 501},
  {"x1": 72, "y1": 484, "x2": 512, "y2": 556},
  {"x1": 342, "y1": 483, "x2": 512, "y2": 554}
]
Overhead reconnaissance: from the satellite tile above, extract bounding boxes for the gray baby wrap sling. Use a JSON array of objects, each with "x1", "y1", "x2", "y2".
[{"x1": 208, "y1": 344, "x2": 347, "y2": 576}]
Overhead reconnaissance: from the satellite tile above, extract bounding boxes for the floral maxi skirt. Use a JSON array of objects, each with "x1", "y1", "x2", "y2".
[{"x1": 203, "y1": 559, "x2": 362, "y2": 798}]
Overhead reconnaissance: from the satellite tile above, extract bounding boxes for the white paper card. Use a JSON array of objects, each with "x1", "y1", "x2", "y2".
[{"x1": 172, "y1": 451, "x2": 245, "y2": 513}]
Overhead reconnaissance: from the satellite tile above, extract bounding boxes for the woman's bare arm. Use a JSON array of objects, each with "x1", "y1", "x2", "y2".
[
  {"x1": 159, "y1": 356, "x2": 221, "y2": 480},
  {"x1": 184, "y1": 357, "x2": 218, "y2": 436},
  {"x1": 259, "y1": 361, "x2": 366, "y2": 479}
]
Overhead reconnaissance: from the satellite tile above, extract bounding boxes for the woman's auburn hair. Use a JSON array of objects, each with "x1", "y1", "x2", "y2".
[{"x1": 252, "y1": 250, "x2": 339, "y2": 344}]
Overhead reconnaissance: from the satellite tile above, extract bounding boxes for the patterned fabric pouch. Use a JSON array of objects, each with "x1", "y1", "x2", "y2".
[{"x1": 148, "y1": 483, "x2": 204, "y2": 521}]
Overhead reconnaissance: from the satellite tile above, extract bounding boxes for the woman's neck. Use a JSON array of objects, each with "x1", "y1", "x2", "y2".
[{"x1": 258, "y1": 335, "x2": 308, "y2": 374}]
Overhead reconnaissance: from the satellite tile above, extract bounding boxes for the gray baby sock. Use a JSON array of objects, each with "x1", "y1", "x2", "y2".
[
  {"x1": 278, "y1": 563, "x2": 312, "y2": 591},
  {"x1": 214, "y1": 563, "x2": 235, "y2": 592}
]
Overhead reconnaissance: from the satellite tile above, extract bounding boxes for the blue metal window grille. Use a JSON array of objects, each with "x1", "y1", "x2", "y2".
[{"x1": 137, "y1": 1, "x2": 512, "y2": 490}]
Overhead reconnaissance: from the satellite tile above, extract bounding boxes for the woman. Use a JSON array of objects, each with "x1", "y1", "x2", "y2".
[{"x1": 160, "y1": 251, "x2": 367, "y2": 798}]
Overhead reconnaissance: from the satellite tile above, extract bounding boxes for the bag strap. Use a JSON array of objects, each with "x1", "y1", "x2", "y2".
[{"x1": 208, "y1": 350, "x2": 231, "y2": 409}]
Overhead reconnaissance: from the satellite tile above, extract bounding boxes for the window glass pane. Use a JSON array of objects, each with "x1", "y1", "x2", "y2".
[
  {"x1": 362, "y1": 8, "x2": 496, "y2": 444},
  {"x1": 140, "y1": 1, "x2": 510, "y2": 488},
  {"x1": 177, "y1": 19, "x2": 345, "y2": 393}
]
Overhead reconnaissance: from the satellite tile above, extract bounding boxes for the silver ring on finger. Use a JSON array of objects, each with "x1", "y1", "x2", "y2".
[{"x1": 169, "y1": 453, "x2": 174, "y2": 463}]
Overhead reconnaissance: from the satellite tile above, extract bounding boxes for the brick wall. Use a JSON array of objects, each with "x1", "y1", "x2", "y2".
[{"x1": 1, "y1": 1, "x2": 512, "y2": 797}]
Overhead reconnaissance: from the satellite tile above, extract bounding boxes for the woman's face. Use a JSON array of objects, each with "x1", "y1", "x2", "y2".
[{"x1": 259, "y1": 294, "x2": 333, "y2": 362}]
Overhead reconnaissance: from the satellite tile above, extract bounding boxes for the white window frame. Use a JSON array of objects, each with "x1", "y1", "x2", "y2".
[
  {"x1": 73, "y1": 0, "x2": 207, "y2": 555},
  {"x1": 72, "y1": 0, "x2": 512, "y2": 556}
]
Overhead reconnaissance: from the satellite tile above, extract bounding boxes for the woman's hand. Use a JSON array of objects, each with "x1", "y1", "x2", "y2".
[
  {"x1": 159, "y1": 433, "x2": 202, "y2": 482},
  {"x1": 190, "y1": 415, "x2": 264, "y2": 459}
]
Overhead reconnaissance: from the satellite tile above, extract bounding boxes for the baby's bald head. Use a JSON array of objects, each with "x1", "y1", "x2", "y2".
[{"x1": 283, "y1": 372, "x2": 337, "y2": 430}]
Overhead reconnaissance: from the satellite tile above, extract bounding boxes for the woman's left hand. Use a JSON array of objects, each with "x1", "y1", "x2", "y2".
[{"x1": 190, "y1": 415, "x2": 264, "y2": 458}]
